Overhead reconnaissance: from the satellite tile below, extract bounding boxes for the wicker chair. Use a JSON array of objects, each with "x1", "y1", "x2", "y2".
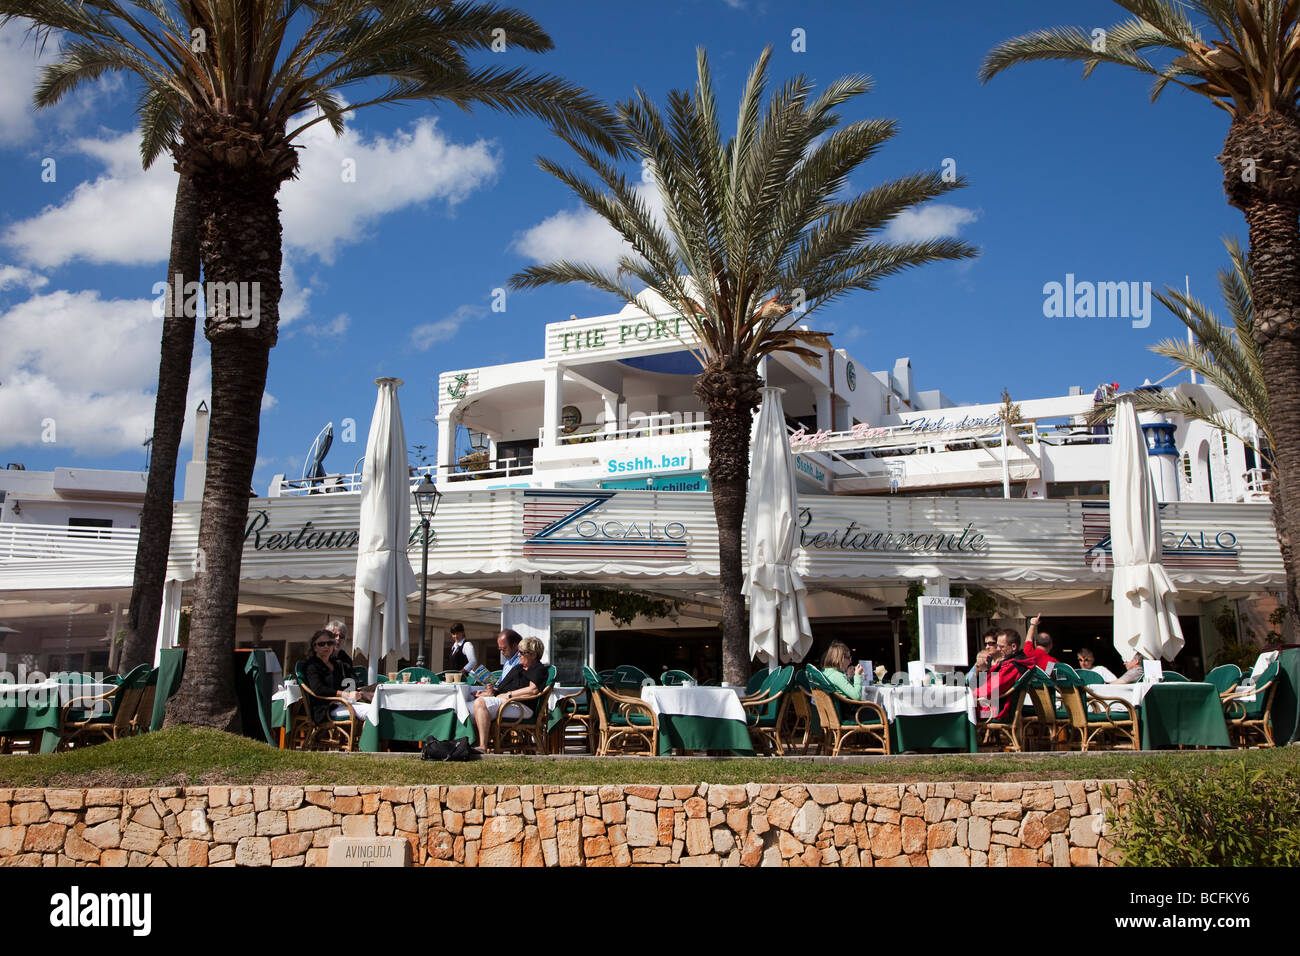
[
  {"x1": 556, "y1": 667, "x2": 604, "y2": 754},
  {"x1": 296, "y1": 681, "x2": 363, "y2": 751},
  {"x1": 974, "y1": 666, "x2": 1038, "y2": 752},
  {"x1": 1054, "y1": 668, "x2": 1140, "y2": 751},
  {"x1": 741, "y1": 666, "x2": 793, "y2": 755},
  {"x1": 492, "y1": 666, "x2": 557, "y2": 755},
  {"x1": 589, "y1": 682, "x2": 658, "y2": 756},
  {"x1": 1022, "y1": 667, "x2": 1067, "y2": 750},
  {"x1": 57, "y1": 664, "x2": 151, "y2": 750},
  {"x1": 1205, "y1": 664, "x2": 1242, "y2": 700},
  {"x1": 1222, "y1": 661, "x2": 1280, "y2": 747},
  {"x1": 779, "y1": 668, "x2": 818, "y2": 754},
  {"x1": 804, "y1": 665, "x2": 889, "y2": 756}
]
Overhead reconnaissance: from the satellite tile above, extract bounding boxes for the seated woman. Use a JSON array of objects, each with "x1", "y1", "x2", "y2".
[
  {"x1": 821, "y1": 641, "x2": 863, "y2": 700},
  {"x1": 471, "y1": 635, "x2": 547, "y2": 752},
  {"x1": 302, "y1": 628, "x2": 372, "y2": 724}
]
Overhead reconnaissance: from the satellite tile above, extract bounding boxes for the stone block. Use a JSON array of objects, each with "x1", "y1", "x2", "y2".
[
  {"x1": 271, "y1": 832, "x2": 314, "y2": 859},
  {"x1": 235, "y1": 837, "x2": 271, "y2": 866},
  {"x1": 12, "y1": 803, "x2": 49, "y2": 825},
  {"x1": 900, "y1": 816, "x2": 927, "y2": 855},
  {"x1": 927, "y1": 821, "x2": 957, "y2": 850},
  {"x1": 288, "y1": 806, "x2": 332, "y2": 832},
  {"x1": 83, "y1": 821, "x2": 121, "y2": 850},
  {"x1": 1069, "y1": 815, "x2": 1100, "y2": 849},
  {"x1": 212, "y1": 814, "x2": 256, "y2": 843},
  {"x1": 256, "y1": 811, "x2": 288, "y2": 837},
  {"x1": 928, "y1": 847, "x2": 970, "y2": 867},
  {"x1": 120, "y1": 823, "x2": 162, "y2": 854},
  {"x1": 23, "y1": 823, "x2": 66, "y2": 853}
]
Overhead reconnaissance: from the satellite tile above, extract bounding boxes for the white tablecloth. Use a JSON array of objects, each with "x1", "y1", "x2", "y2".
[
  {"x1": 1086, "y1": 681, "x2": 1152, "y2": 712},
  {"x1": 862, "y1": 684, "x2": 975, "y2": 724},
  {"x1": 0, "y1": 682, "x2": 116, "y2": 711},
  {"x1": 369, "y1": 682, "x2": 475, "y2": 726},
  {"x1": 640, "y1": 686, "x2": 746, "y2": 721}
]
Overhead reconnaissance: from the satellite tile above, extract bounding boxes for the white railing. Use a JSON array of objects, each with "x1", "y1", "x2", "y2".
[
  {"x1": 0, "y1": 523, "x2": 140, "y2": 561},
  {"x1": 552, "y1": 414, "x2": 711, "y2": 446},
  {"x1": 269, "y1": 459, "x2": 536, "y2": 497}
]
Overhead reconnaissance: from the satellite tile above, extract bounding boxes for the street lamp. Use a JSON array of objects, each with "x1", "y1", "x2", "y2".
[
  {"x1": 413, "y1": 477, "x2": 442, "y2": 667},
  {"x1": 466, "y1": 427, "x2": 488, "y2": 450}
]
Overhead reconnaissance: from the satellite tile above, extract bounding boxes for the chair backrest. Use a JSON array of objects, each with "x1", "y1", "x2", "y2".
[
  {"x1": 1161, "y1": 670, "x2": 1189, "y2": 682},
  {"x1": 1077, "y1": 668, "x2": 1106, "y2": 685},
  {"x1": 804, "y1": 665, "x2": 845, "y2": 724},
  {"x1": 661, "y1": 670, "x2": 695, "y2": 686},
  {"x1": 118, "y1": 662, "x2": 151, "y2": 688},
  {"x1": 1205, "y1": 664, "x2": 1242, "y2": 696},
  {"x1": 1025, "y1": 668, "x2": 1059, "y2": 727},
  {"x1": 397, "y1": 667, "x2": 439, "y2": 683},
  {"x1": 753, "y1": 666, "x2": 793, "y2": 723},
  {"x1": 612, "y1": 665, "x2": 652, "y2": 689},
  {"x1": 746, "y1": 670, "x2": 771, "y2": 694}
]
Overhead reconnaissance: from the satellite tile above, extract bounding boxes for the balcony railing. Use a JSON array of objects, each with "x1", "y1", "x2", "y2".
[
  {"x1": 0, "y1": 523, "x2": 140, "y2": 561},
  {"x1": 552, "y1": 414, "x2": 710, "y2": 446},
  {"x1": 269, "y1": 459, "x2": 536, "y2": 496}
]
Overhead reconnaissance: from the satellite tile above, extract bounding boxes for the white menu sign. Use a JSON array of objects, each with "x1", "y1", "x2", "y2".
[
  {"x1": 917, "y1": 595, "x2": 968, "y2": 668},
  {"x1": 501, "y1": 594, "x2": 552, "y2": 662}
]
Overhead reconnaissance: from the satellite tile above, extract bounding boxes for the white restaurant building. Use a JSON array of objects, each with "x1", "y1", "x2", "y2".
[{"x1": 0, "y1": 289, "x2": 1285, "y2": 682}]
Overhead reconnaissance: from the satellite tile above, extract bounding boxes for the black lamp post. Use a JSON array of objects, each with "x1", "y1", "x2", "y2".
[{"x1": 413, "y1": 477, "x2": 442, "y2": 667}]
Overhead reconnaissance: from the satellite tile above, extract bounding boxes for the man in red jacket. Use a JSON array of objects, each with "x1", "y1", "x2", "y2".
[
  {"x1": 974, "y1": 628, "x2": 1034, "y2": 720},
  {"x1": 1023, "y1": 615, "x2": 1057, "y2": 672}
]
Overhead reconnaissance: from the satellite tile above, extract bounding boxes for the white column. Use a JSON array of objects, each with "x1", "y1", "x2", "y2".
[
  {"x1": 153, "y1": 579, "x2": 184, "y2": 666},
  {"x1": 542, "y1": 364, "x2": 562, "y2": 449},
  {"x1": 436, "y1": 410, "x2": 455, "y2": 479},
  {"x1": 814, "y1": 386, "x2": 831, "y2": 432}
]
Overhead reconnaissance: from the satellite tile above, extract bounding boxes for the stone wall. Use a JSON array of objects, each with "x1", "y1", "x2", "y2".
[{"x1": 0, "y1": 780, "x2": 1129, "y2": 867}]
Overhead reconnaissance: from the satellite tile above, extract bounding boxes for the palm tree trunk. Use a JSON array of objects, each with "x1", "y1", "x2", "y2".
[
  {"x1": 699, "y1": 361, "x2": 762, "y2": 685},
  {"x1": 121, "y1": 174, "x2": 200, "y2": 674},
  {"x1": 165, "y1": 166, "x2": 283, "y2": 730},
  {"x1": 1222, "y1": 114, "x2": 1300, "y2": 641}
]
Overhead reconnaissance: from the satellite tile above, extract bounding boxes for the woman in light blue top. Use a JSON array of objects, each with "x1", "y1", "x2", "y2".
[{"x1": 821, "y1": 641, "x2": 863, "y2": 700}]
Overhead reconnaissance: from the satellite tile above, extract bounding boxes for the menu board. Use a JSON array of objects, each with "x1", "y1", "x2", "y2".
[
  {"x1": 917, "y1": 596, "x2": 968, "y2": 667},
  {"x1": 501, "y1": 594, "x2": 552, "y2": 661}
]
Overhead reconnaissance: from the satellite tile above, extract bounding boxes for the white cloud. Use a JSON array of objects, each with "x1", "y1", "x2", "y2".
[
  {"x1": 512, "y1": 183, "x2": 665, "y2": 273},
  {"x1": 281, "y1": 117, "x2": 500, "y2": 263},
  {"x1": 0, "y1": 24, "x2": 43, "y2": 142},
  {"x1": 5, "y1": 132, "x2": 176, "y2": 268},
  {"x1": 4, "y1": 118, "x2": 500, "y2": 311},
  {"x1": 409, "y1": 304, "x2": 486, "y2": 350},
  {"x1": 297, "y1": 313, "x2": 350, "y2": 339},
  {"x1": 0, "y1": 287, "x2": 211, "y2": 456},
  {"x1": 0, "y1": 264, "x2": 48, "y2": 293},
  {"x1": 884, "y1": 204, "x2": 979, "y2": 243}
]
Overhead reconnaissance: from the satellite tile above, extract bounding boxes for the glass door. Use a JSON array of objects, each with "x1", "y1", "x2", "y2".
[{"x1": 549, "y1": 613, "x2": 593, "y2": 685}]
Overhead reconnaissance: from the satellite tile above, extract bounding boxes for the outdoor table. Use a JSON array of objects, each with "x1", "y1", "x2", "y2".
[
  {"x1": 358, "y1": 682, "x2": 476, "y2": 752},
  {"x1": 0, "y1": 682, "x2": 116, "y2": 753},
  {"x1": 862, "y1": 683, "x2": 976, "y2": 753},
  {"x1": 639, "y1": 685, "x2": 754, "y2": 755},
  {"x1": 1089, "y1": 681, "x2": 1231, "y2": 749}
]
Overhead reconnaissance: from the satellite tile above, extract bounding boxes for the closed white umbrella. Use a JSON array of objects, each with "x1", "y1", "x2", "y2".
[
  {"x1": 743, "y1": 386, "x2": 813, "y2": 668},
  {"x1": 1110, "y1": 394, "x2": 1184, "y2": 663},
  {"x1": 353, "y1": 378, "x2": 419, "y2": 682}
]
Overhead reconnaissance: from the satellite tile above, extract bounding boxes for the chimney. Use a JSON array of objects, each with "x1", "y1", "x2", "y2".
[{"x1": 183, "y1": 401, "x2": 209, "y2": 500}]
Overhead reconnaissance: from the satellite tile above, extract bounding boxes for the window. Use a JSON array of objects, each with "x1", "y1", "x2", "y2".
[{"x1": 68, "y1": 517, "x2": 112, "y2": 539}]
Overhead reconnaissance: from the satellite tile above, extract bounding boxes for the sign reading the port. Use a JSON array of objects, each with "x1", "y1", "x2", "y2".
[
  {"x1": 604, "y1": 450, "x2": 692, "y2": 477},
  {"x1": 545, "y1": 313, "x2": 702, "y2": 359}
]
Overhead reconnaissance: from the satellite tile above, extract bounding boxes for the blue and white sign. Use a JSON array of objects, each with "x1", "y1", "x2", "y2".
[{"x1": 603, "y1": 450, "x2": 692, "y2": 477}]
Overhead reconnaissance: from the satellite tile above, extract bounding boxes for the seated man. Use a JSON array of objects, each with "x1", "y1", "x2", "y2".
[
  {"x1": 1023, "y1": 616, "x2": 1057, "y2": 672},
  {"x1": 1113, "y1": 654, "x2": 1145, "y2": 684},
  {"x1": 1076, "y1": 647, "x2": 1117, "y2": 683},
  {"x1": 974, "y1": 628, "x2": 1034, "y2": 721},
  {"x1": 471, "y1": 633, "x2": 547, "y2": 752}
]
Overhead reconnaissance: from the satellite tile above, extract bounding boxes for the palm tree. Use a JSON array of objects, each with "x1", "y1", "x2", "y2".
[
  {"x1": 512, "y1": 48, "x2": 978, "y2": 683},
  {"x1": 980, "y1": 0, "x2": 1300, "y2": 643},
  {"x1": 1, "y1": 14, "x2": 200, "y2": 675},
  {"x1": 7, "y1": 0, "x2": 624, "y2": 728},
  {"x1": 1093, "y1": 238, "x2": 1296, "y2": 626}
]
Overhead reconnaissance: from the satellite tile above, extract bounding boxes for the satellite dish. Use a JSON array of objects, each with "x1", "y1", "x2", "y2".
[{"x1": 303, "y1": 422, "x2": 334, "y2": 481}]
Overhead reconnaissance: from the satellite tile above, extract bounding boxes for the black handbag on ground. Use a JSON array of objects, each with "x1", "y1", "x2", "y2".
[{"x1": 421, "y1": 736, "x2": 478, "y2": 761}]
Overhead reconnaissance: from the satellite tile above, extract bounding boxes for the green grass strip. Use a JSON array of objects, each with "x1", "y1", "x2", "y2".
[{"x1": 0, "y1": 728, "x2": 1296, "y2": 788}]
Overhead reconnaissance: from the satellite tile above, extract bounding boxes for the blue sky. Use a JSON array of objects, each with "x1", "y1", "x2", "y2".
[{"x1": 0, "y1": 1, "x2": 1244, "y2": 493}]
